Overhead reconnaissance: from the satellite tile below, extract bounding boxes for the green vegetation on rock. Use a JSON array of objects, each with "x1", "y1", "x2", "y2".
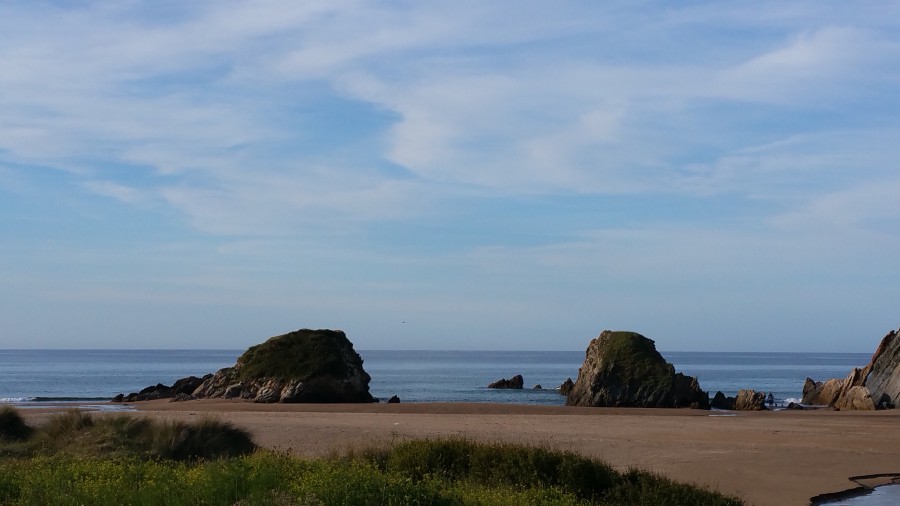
[
  {"x1": 236, "y1": 328, "x2": 359, "y2": 381},
  {"x1": 597, "y1": 331, "x2": 674, "y2": 390}
]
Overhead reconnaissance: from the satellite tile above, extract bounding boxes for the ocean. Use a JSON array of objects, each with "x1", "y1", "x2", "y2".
[{"x1": 0, "y1": 349, "x2": 872, "y2": 408}]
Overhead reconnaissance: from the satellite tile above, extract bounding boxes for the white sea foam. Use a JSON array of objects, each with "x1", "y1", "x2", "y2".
[
  {"x1": 783, "y1": 397, "x2": 801, "y2": 404},
  {"x1": 0, "y1": 397, "x2": 36, "y2": 403}
]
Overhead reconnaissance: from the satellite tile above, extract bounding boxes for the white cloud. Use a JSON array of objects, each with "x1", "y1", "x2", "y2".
[
  {"x1": 772, "y1": 178, "x2": 900, "y2": 231},
  {"x1": 714, "y1": 26, "x2": 895, "y2": 103}
]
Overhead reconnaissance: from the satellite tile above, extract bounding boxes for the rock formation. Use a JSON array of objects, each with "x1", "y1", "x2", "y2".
[
  {"x1": 487, "y1": 374, "x2": 524, "y2": 389},
  {"x1": 558, "y1": 378, "x2": 575, "y2": 396},
  {"x1": 711, "y1": 391, "x2": 735, "y2": 410},
  {"x1": 566, "y1": 330, "x2": 710, "y2": 409},
  {"x1": 113, "y1": 375, "x2": 209, "y2": 403},
  {"x1": 802, "y1": 326, "x2": 900, "y2": 410},
  {"x1": 115, "y1": 329, "x2": 374, "y2": 404},
  {"x1": 733, "y1": 389, "x2": 766, "y2": 411}
]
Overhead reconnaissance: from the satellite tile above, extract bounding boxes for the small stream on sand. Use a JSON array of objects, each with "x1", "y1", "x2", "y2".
[{"x1": 818, "y1": 484, "x2": 900, "y2": 505}]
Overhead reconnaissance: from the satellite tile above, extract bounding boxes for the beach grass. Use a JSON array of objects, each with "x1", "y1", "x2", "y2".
[
  {"x1": 0, "y1": 406, "x2": 33, "y2": 442},
  {"x1": 26, "y1": 410, "x2": 256, "y2": 460},
  {"x1": 0, "y1": 407, "x2": 744, "y2": 505}
]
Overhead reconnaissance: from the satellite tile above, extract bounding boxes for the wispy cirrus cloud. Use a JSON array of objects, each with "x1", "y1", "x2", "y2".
[{"x1": 2, "y1": 1, "x2": 899, "y2": 349}]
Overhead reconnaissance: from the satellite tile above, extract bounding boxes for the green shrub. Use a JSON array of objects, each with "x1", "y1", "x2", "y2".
[
  {"x1": 0, "y1": 442, "x2": 744, "y2": 506},
  {"x1": 24, "y1": 411, "x2": 255, "y2": 461},
  {"x1": 39, "y1": 410, "x2": 94, "y2": 439},
  {"x1": 386, "y1": 438, "x2": 616, "y2": 500},
  {"x1": 148, "y1": 416, "x2": 256, "y2": 460},
  {"x1": 0, "y1": 407, "x2": 32, "y2": 442},
  {"x1": 599, "y1": 468, "x2": 743, "y2": 506}
]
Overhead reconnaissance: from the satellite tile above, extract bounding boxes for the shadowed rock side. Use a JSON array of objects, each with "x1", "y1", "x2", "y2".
[
  {"x1": 113, "y1": 376, "x2": 209, "y2": 403},
  {"x1": 711, "y1": 391, "x2": 735, "y2": 410},
  {"x1": 487, "y1": 374, "x2": 524, "y2": 389},
  {"x1": 566, "y1": 330, "x2": 710, "y2": 409},
  {"x1": 115, "y1": 329, "x2": 374, "y2": 404},
  {"x1": 558, "y1": 378, "x2": 575, "y2": 396},
  {"x1": 802, "y1": 326, "x2": 900, "y2": 410}
]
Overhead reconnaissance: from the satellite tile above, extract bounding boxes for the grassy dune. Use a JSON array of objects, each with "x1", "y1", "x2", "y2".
[{"x1": 0, "y1": 407, "x2": 743, "y2": 505}]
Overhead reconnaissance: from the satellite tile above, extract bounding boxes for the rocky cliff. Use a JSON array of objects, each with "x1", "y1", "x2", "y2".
[
  {"x1": 802, "y1": 326, "x2": 900, "y2": 410},
  {"x1": 566, "y1": 330, "x2": 709, "y2": 409},
  {"x1": 115, "y1": 328, "x2": 374, "y2": 404}
]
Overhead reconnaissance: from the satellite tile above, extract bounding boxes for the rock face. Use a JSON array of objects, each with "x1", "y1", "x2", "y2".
[
  {"x1": 488, "y1": 374, "x2": 524, "y2": 389},
  {"x1": 711, "y1": 391, "x2": 735, "y2": 410},
  {"x1": 113, "y1": 375, "x2": 209, "y2": 403},
  {"x1": 566, "y1": 331, "x2": 710, "y2": 409},
  {"x1": 733, "y1": 389, "x2": 766, "y2": 411},
  {"x1": 802, "y1": 327, "x2": 900, "y2": 410},
  {"x1": 115, "y1": 329, "x2": 374, "y2": 404},
  {"x1": 558, "y1": 378, "x2": 575, "y2": 396}
]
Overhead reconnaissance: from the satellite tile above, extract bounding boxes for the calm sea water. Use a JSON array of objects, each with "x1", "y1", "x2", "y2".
[{"x1": 0, "y1": 349, "x2": 872, "y2": 406}]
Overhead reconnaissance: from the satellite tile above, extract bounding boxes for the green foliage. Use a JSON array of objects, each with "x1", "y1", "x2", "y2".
[
  {"x1": 237, "y1": 329, "x2": 358, "y2": 380},
  {"x1": 0, "y1": 406, "x2": 33, "y2": 442},
  {"x1": 0, "y1": 412, "x2": 744, "y2": 506},
  {"x1": 386, "y1": 438, "x2": 616, "y2": 500},
  {"x1": 6, "y1": 409, "x2": 255, "y2": 461},
  {"x1": 147, "y1": 416, "x2": 256, "y2": 460},
  {"x1": 598, "y1": 331, "x2": 675, "y2": 390},
  {"x1": 602, "y1": 468, "x2": 743, "y2": 506}
]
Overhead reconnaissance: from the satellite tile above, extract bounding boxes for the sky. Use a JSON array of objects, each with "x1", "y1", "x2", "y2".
[{"x1": 1, "y1": 1, "x2": 898, "y2": 352}]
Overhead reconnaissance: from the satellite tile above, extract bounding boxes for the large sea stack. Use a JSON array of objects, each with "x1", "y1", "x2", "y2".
[
  {"x1": 566, "y1": 330, "x2": 709, "y2": 409},
  {"x1": 116, "y1": 329, "x2": 374, "y2": 403},
  {"x1": 802, "y1": 326, "x2": 900, "y2": 410}
]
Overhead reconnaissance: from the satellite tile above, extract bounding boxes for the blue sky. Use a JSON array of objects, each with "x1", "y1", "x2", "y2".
[{"x1": 2, "y1": 1, "x2": 898, "y2": 351}]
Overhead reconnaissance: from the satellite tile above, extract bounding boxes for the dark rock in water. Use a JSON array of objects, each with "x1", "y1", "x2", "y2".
[
  {"x1": 711, "y1": 391, "x2": 735, "y2": 410},
  {"x1": 488, "y1": 374, "x2": 524, "y2": 389},
  {"x1": 387, "y1": 395, "x2": 400, "y2": 404},
  {"x1": 566, "y1": 330, "x2": 709, "y2": 409},
  {"x1": 113, "y1": 376, "x2": 208, "y2": 403},
  {"x1": 802, "y1": 326, "x2": 900, "y2": 410},
  {"x1": 116, "y1": 329, "x2": 374, "y2": 404},
  {"x1": 733, "y1": 389, "x2": 766, "y2": 411},
  {"x1": 786, "y1": 402, "x2": 804, "y2": 410},
  {"x1": 533, "y1": 384, "x2": 542, "y2": 390},
  {"x1": 558, "y1": 378, "x2": 575, "y2": 396}
]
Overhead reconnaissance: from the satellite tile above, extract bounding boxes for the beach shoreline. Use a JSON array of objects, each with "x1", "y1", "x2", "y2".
[{"x1": 20, "y1": 399, "x2": 899, "y2": 506}]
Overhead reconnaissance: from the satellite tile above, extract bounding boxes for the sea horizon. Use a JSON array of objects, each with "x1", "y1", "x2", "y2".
[{"x1": 0, "y1": 349, "x2": 872, "y2": 408}]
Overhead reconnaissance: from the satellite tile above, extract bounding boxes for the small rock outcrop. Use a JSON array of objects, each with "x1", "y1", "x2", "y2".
[
  {"x1": 488, "y1": 375, "x2": 524, "y2": 389},
  {"x1": 711, "y1": 391, "x2": 735, "y2": 410},
  {"x1": 733, "y1": 389, "x2": 766, "y2": 411},
  {"x1": 113, "y1": 375, "x2": 209, "y2": 403},
  {"x1": 802, "y1": 327, "x2": 900, "y2": 410},
  {"x1": 566, "y1": 330, "x2": 710, "y2": 409},
  {"x1": 115, "y1": 329, "x2": 374, "y2": 404},
  {"x1": 387, "y1": 395, "x2": 400, "y2": 404},
  {"x1": 558, "y1": 378, "x2": 575, "y2": 396}
]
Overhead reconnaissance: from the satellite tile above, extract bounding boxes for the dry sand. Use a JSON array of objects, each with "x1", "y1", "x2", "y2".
[{"x1": 29, "y1": 400, "x2": 900, "y2": 506}]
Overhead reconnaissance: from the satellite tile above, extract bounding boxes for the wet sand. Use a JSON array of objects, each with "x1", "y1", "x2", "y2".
[{"x1": 27, "y1": 400, "x2": 900, "y2": 506}]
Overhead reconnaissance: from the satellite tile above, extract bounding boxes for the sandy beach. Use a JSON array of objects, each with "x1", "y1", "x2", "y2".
[{"x1": 24, "y1": 400, "x2": 888, "y2": 506}]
